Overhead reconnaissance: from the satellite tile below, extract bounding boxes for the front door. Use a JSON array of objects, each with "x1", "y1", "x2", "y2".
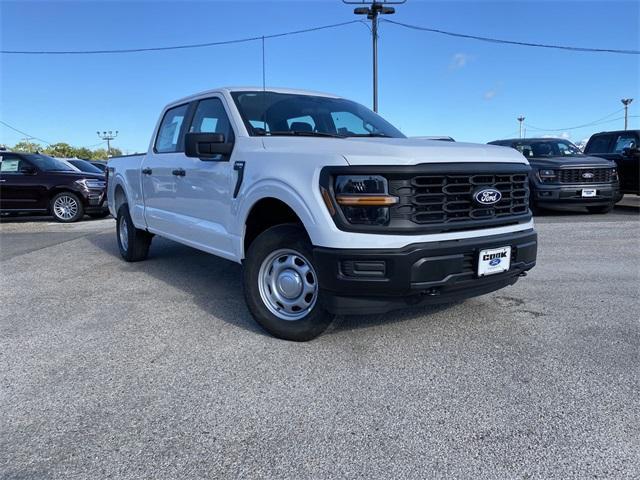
[
  {"x1": 0, "y1": 154, "x2": 47, "y2": 212},
  {"x1": 171, "y1": 96, "x2": 237, "y2": 257},
  {"x1": 142, "y1": 97, "x2": 237, "y2": 259}
]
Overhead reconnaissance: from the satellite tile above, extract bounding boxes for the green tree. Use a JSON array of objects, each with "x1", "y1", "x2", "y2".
[
  {"x1": 44, "y1": 142, "x2": 75, "y2": 158},
  {"x1": 91, "y1": 148, "x2": 108, "y2": 160},
  {"x1": 12, "y1": 141, "x2": 44, "y2": 153},
  {"x1": 74, "y1": 147, "x2": 93, "y2": 159}
]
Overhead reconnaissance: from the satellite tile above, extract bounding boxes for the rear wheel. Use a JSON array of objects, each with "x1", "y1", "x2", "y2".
[
  {"x1": 50, "y1": 192, "x2": 84, "y2": 223},
  {"x1": 586, "y1": 204, "x2": 613, "y2": 214},
  {"x1": 243, "y1": 224, "x2": 334, "y2": 341},
  {"x1": 116, "y1": 204, "x2": 152, "y2": 261}
]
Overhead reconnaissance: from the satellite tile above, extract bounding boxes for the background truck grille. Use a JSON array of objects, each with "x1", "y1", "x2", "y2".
[
  {"x1": 389, "y1": 173, "x2": 529, "y2": 228},
  {"x1": 557, "y1": 168, "x2": 613, "y2": 184}
]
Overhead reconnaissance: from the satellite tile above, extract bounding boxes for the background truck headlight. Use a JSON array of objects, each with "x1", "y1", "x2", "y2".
[{"x1": 537, "y1": 169, "x2": 557, "y2": 182}]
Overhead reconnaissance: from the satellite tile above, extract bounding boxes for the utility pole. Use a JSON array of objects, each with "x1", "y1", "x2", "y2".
[
  {"x1": 621, "y1": 98, "x2": 633, "y2": 130},
  {"x1": 97, "y1": 130, "x2": 118, "y2": 159},
  {"x1": 347, "y1": 1, "x2": 405, "y2": 112},
  {"x1": 517, "y1": 116, "x2": 525, "y2": 138}
]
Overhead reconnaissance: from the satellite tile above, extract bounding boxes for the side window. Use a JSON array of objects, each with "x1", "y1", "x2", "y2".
[
  {"x1": 155, "y1": 103, "x2": 189, "y2": 153},
  {"x1": 612, "y1": 134, "x2": 637, "y2": 153},
  {"x1": 0, "y1": 154, "x2": 23, "y2": 173},
  {"x1": 189, "y1": 98, "x2": 234, "y2": 141},
  {"x1": 585, "y1": 135, "x2": 611, "y2": 154}
]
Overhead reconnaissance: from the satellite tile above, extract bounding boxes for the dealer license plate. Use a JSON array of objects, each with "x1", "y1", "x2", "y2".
[
  {"x1": 478, "y1": 246, "x2": 511, "y2": 277},
  {"x1": 582, "y1": 189, "x2": 597, "y2": 197}
]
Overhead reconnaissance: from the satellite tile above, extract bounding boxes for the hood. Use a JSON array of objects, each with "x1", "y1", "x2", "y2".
[
  {"x1": 527, "y1": 155, "x2": 616, "y2": 168},
  {"x1": 262, "y1": 137, "x2": 528, "y2": 166}
]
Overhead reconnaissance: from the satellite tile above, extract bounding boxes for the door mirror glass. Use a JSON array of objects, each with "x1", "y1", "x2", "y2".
[{"x1": 185, "y1": 132, "x2": 233, "y2": 160}]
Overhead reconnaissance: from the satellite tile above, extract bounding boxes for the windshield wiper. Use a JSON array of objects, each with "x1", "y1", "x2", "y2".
[
  {"x1": 345, "y1": 132, "x2": 391, "y2": 138},
  {"x1": 258, "y1": 130, "x2": 345, "y2": 138}
]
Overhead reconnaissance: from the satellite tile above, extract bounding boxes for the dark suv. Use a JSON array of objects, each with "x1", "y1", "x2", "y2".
[
  {"x1": 0, "y1": 152, "x2": 109, "y2": 222},
  {"x1": 488, "y1": 138, "x2": 619, "y2": 214},
  {"x1": 584, "y1": 130, "x2": 639, "y2": 195}
]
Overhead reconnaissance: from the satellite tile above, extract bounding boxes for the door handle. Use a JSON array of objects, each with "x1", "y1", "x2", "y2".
[
  {"x1": 172, "y1": 168, "x2": 186, "y2": 177},
  {"x1": 0, "y1": 179, "x2": 5, "y2": 183},
  {"x1": 141, "y1": 167, "x2": 152, "y2": 175}
]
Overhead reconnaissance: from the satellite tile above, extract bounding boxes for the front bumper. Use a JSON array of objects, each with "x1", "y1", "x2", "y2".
[
  {"x1": 532, "y1": 182, "x2": 619, "y2": 207},
  {"x1": 313, "y1": 229, "x2": 537, "y2": 314},
  {"x1": 81, "y1": 189, "x2": 109, "y2": 213}
]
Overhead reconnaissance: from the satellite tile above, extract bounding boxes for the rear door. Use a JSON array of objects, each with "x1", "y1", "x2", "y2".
[
  {"x1": 141, "y1": 103, "x2": 190, "y2": 234},
  {"x1": 0, "y1": 154, "x2": 47, "y2": 212}
]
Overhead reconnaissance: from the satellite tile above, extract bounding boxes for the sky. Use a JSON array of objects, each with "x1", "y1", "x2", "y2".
[{"x1": 1, "y1": 0, "x2": 639, "y2": 153}]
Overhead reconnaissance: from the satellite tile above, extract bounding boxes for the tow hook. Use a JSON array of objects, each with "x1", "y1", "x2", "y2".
[{"x1": 519, "y1": 271, "x2": 528, "y2": 277}]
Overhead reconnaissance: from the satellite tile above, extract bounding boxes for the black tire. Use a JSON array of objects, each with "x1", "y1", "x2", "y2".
[
  {"x1": 116, "y1": 204, "x2": 152, "y2": 262},
  {"x1": 586, "y1": 204, "x2": 613, "y2": 214},
  {"x1": 89, "y1": 211, "x2": 110, "y2": 219},
  {"x1": 242, "y1": 224, "x2": 334, "y2": 341},
  {"x1": 50, "y1": 192, "x2": 84, "y2": 223}
]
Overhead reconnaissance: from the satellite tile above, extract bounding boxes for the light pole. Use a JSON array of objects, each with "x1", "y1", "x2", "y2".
[
  {"x1": 348, "y1": 1, "x2": 405, "y2": 112},
  {"x1": 97, "y1": 130, "x2": 118, "y2": 159},
  {"x1": 517, "y1": 116, "x2": 525, "y2": 138},
  {"x1": 621, "y1": 98, "x2": 633, "y2": 130}
]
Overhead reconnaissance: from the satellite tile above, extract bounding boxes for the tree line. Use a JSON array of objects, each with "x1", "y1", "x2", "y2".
[{"x1": 8, "y1": 141, "x2": 123, "y2": 160}]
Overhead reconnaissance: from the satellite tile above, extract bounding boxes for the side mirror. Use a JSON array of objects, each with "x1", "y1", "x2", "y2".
[
  {"x1": 185, "y1": 132, "x2": 233, "y2": 160},
  {"x1": 623, "y1": 147, "x2": 639, "y2": 157}
]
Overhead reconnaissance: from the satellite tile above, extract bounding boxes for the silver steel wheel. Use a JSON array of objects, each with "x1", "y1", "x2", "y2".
[
  {"x1": 53, "y1": 195, "x2": 79, "y2": 220},
  {"x1": 258, "y1": 248, "x2": 318, "y2": 321},
  {"x1": 119, "y1": 215, "x2": 129, "y2": 251}
]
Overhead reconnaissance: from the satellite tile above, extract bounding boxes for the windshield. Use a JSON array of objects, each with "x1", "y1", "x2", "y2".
[
  {"x1": 68, "y1": 159, "x2": 103, "y2": 174},
  {"x1": 231, "y1": 91, "x2": 405, "y2": 138},
  {"x1": 24, "y1": 154, "x2": 77, "y2": 172},
  {"x1": 512, "y1": 140, "x2": 582, "y2": 158}
]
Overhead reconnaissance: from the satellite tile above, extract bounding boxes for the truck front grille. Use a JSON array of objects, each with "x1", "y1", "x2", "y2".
[
  {"x1": 557, "y1": 168, "x2": 613, "y2": 184},
  {"x1": 389, "y1": 173, "x2": 529, "y2": 230}
]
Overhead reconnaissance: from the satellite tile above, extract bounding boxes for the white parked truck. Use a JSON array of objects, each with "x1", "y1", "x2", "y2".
[{"x1": 107, "y1": 87, "x2": 537, "y2": 341}]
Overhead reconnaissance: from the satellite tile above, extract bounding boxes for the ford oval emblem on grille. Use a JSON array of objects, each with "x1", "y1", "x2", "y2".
[
  {"x1": 582, "y1": 172, "x2": 594, "y2": 179},
  {"x1": 474, "y1": 188, "x2": 502, "y2": 206}
]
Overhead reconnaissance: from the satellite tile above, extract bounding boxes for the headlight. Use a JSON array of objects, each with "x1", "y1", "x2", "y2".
[
  {"x1": 537, "y1": 169, "x2": 557, "y2": 182},
  {"x1": 75, "y1": 179, "x2": 105, "y2": 190},
  {"x1": 332, "y1": 175, "x2": 397, "y2": 225},
  {"x1": 611, "y1": 168, "x2": 618, "y2": 181}
]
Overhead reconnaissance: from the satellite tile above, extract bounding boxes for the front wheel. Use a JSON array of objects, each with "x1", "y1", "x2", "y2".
[
  {"x1": 586, "y1": 204, "x2": 613, "y2": 214},
  {"x1": 50, "y1": 192, "x2": 84, "y2": 222},
  {"x1": 242, "y1": 224, "x2": 334, "y2": 341}
]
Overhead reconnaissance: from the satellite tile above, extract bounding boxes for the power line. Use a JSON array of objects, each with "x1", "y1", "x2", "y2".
[
  {"x1": 381, "y1": 19, "x2": 640, "y2": 55},
  {"x1": 0, "y1": 120, "x2": 52, "y2": 145},
  {"x1": 524, "y1": 109, "x2": 625, "y2": 132},
  {"x1": 526, "y1": 115, "x2": 640, "y2": 133},
  {"x1": 0, "y1": 20, "x2": 364, "y2": 55}
]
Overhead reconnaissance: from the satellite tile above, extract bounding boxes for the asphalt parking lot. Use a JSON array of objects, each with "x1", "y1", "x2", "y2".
[{"x1": 1, "y1": 206, "x2": 639, "y2": 479}]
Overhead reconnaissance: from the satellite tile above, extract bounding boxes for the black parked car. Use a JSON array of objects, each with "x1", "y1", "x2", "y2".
[
  {"x1": 488, "y1": 138, "x2": 619, "y2": 214},
  {"x1": 89, "y1": 160, "x2": 108, "y2": 173},
  {"x1": 66, "y1": 158, "x2": 105, "y2": 174},
  {"x1": 0, "y1": 152, "x2": 109, "y2": 222},
  {"x1": 584, "y1": 130, "x2": 639, "y2": 195}
]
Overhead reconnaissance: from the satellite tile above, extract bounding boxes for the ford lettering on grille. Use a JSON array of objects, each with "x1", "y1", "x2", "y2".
[
  {"x1": 474, "y1": 188, "x2": 502, "y2": 206},
  {"x1": 582, "y1": 172, "x2": 594, "y2": 179}
]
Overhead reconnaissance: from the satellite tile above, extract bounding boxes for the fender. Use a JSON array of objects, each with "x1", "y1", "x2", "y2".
[
  {"x1": 234, "y1": 179, "x2": 319, "y2": 259},
  {"x1": 109, "y1": 172, "x2": 147, "y2": 229}
]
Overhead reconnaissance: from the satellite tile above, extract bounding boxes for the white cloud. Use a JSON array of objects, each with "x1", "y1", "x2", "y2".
[
  {"x1": 450, "y1": 53, "x2": 471, "y2": 70},
  {"x1": 484, "y1": 89, "x2": 497, "y2": 100}
]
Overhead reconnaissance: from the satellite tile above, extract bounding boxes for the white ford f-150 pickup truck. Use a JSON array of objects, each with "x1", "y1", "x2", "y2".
[{"x1": 107, "y1": 87, "x2": 537, "y2": 341}]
